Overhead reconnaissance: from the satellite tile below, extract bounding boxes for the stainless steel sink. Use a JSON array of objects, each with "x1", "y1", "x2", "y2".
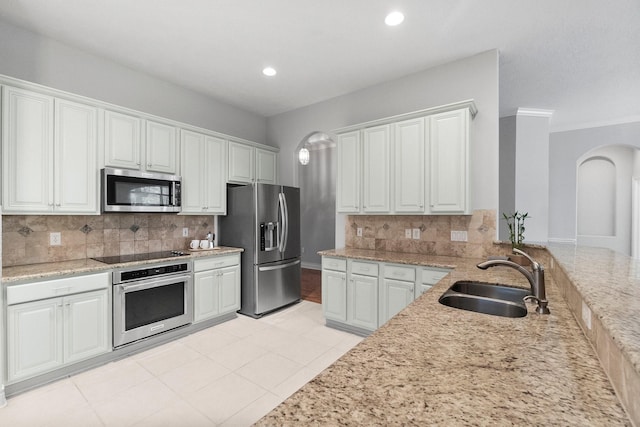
[{"x1": 438, "y1": 281, "x2": 530, "y2": 318}]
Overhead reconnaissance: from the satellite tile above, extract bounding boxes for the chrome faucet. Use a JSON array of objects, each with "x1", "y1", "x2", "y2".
[{"x1": 476, "y1": 248, "x2": 550, "y2": 314}]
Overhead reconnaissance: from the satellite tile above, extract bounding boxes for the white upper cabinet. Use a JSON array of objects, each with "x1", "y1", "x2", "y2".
[
  {"x1": 335, "y1": 104, "x2": 474, "y2": 215},
  {"x1": 54, "y1": 99, "x2": 99, "y2": 213},
  {"x1": 2, "y1": 87, "x2": 98, "y2": 214},
  {"x1": 255, "y1": 147, "x2": 277, "y2": 184},
  {"x1": 429, "y1": 109, "x2": 469, "y2": 213},
  {"x1": 145, "y1": 120, "x2": 178, "y2": 174},
  {"x1": 336, "y1": 131, "x2": 361, "y2": 213},
  {"x1": 394, "y1": 118, "x2": 426, "y2": 213},
  {"x1": 362, "y1": 125, "x2": 391, "y2": 213},
  {"x1": 180, "y1": 130, "x2": 226, "y2": 215},
  {"x1": 105, "y1": 111, "x2": 178, "y2": 174},
  {"x1": 228, "y1": 141, "x2": 277, "y2": 184},
  {"x1": 2, "y1": 87, "x2": 54, "y2": 212},
  {"x1": 104, "y1": 110, "x2": 142, "y2": 170}
]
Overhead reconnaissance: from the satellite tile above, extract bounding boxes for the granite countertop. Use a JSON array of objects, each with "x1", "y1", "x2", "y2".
[
  {"x1": 1, "y1": 246, "x2": 243, "y2": 284},
  {"x1": 257, "y1": 248, "x2": 630, "y2": 425}
]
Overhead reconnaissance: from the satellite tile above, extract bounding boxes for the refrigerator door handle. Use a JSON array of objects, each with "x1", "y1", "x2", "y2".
[
  {"x1": 258, "y1": 259, "x2": 301, "y2": 272},
  {"x1": 282, "y1": 192, "x2": 289, "y2": 254},
  {"x1": 278, "y1": 192, "x2": 287, "y2": 253}
]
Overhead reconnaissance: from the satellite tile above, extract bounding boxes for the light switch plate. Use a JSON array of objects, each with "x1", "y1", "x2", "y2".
[
  {"x1": 357, "y1": 227, "x2": 363, "y2": 237},
  {"x1": 412, "y1": 228, "x2": 420, "y2": 239},
  {"x1": 182, "y1": 227, "x2": 189, "y2": 237},
  {"x1": 405, "y1": 229, "x2": 412, "y2": 239},
  {"x1": 50, "y1": 232, "x2": 61, "y2": 246}
]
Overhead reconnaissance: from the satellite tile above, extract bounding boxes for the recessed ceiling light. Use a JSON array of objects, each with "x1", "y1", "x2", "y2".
[
  {"x1": 262, "y1": 67, "x2": 277, "y2": 77},
  {"x1": 385, "y1": 11, "x2": 404, "y2": 26}
]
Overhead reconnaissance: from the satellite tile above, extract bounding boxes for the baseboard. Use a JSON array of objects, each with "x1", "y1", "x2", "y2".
[
  {"x1": 548, "y1": 238, "x2": 577, "y2": 244},
  {"x1": 301, "y1": 262, "x2": 321, "y2": 270}
]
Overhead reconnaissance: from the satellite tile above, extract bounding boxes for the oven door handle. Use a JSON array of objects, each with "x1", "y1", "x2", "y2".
[{"x1": 117, "y1": 274, "x2": 191, "y2": 292}]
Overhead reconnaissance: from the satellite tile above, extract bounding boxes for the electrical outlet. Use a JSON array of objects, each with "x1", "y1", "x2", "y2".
[
  {"x1": 50, "y1": 232, "x2": 61, "y2": 246},
  {"x1": 412, "y1": 228, "x2": 420, "y2": 239},
  {"x1": 405, "y1": 229, "x2": 412, "y2": 239},
  {"x1": 357, "y1": 227, "x2": 363, "y2": 237},
  {"x1": 450, "y1": 231, "x2": 468, "y2": 242},
  {"x1": 182, "y1": 227, "x2": 189, "y2": 237}
]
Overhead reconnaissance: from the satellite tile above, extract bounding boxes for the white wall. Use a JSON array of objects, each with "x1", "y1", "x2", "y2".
[
  {"x1": 267, "y1": 50, "x2": 500, "y2": 247},
  {"x1": 299, "y1": 146, "x2": 335, "y2": 269},
  {"x1": 499, "y1": 116, "x2": 517, "y2": 240},
  {"x1": 549, "y1": 121, "x2": 640, "y2": 242},
  {"x1": 0, "y1": 18, "x2": 267, "y2": 144},
  {"x1": 514, "y1": 112, "x2": 551, "y2": 243}
]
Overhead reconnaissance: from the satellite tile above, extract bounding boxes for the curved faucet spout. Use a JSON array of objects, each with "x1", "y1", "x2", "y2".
[
  {"x1": 476, "y1": 259, "x2": 536, "y2": 290},
  {"x1": 476, "y1": 251, "x2": 550, "y2": 314}
]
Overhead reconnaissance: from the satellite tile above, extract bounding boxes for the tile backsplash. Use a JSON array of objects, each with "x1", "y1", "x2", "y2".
[
  {"x1": 2, "y1": 214, "x2": 216, "y2": 267},
  {"x1": 345, "y1": 209, "x2": 502, "y2": 259}
]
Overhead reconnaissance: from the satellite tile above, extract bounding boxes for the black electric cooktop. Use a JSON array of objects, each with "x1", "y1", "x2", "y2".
[{"x1": 91, "y1": 250, "x2": 188, "y2": 265}]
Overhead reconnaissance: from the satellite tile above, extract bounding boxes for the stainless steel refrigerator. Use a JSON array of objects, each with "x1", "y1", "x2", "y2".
[{"x1": 220, "y1": 183, "x2": 301, "y2": 317}]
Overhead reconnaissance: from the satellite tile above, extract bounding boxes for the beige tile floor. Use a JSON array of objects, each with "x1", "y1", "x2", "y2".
[{"x1": 0, "y1": 301, "x2": 363, "y2": 426}]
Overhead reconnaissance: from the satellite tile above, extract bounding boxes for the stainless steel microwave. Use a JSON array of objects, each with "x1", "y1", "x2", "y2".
[{"x1": 101, "y1": 167, "x2": 181, "y2": 213}]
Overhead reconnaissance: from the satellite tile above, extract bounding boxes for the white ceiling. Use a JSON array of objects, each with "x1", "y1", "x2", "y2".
[{"x1": 0, "y1": 0, "x2": 638, "y2": 130}]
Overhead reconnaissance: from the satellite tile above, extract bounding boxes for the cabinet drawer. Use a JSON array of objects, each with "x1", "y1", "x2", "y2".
[
  {"x1": 421, "y1": 268, "x2": 451, "y2": 284},
  {"x1": 7, "y1": 272, "x2": 110, "y2": 305},
  {"x1": 322, "y1": 257, "x2": 346, "y2": 272},
  {"x1": 351, "y1": 261, "x2": 378, "y2": 277},
  {"x1": 384, "y1": 265, "x2": 416, "y2": 282},
  {"x1": 194, "y1": 254, "x2": 240, "y2": 272}
]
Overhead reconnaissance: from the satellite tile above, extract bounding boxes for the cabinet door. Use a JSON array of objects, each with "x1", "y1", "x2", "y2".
[
  {"x1": 394, "y1": 118, "x2": 426, "y2": 213},
  {"x1": 7, "y1": 299, "x2": 63, "y2": 382},
  {"x1": 104, "y1": 110, "x2": 142, "y2": 170},
  {"x1": 322, "y1": 269, "x2": 347, "y2": 322},
  {"x1": 255, "y1": 148, "x2": 277, "y2": 184},
  {"x1": 2, "y1": 86, "x2": 54, "y2": 212},
  {"x1": 180, "y1": 130, "x2": 206, "y2": 213},
  {"x1": 146, "y1": 120, "x2": 178, "y2": 174},
  {"x1": 362, "y1": 125, "x2": 390, "y2": 213},
  {"x1": 381, "y1": 279, "x2": 414, "y2": 325},
  {"x1": 348, "y1": 274, "x2": 378, "y2": 330},
  {"x1": 219, "y1": 265, "x2": 240, "y2": 314},
  {"x1": 64, "y1": 290, "x2": 109, "y2": 363},
  {"x1": 204, "y1": 135, "x2": 227, "y2": 214},
  {"x1": 430, "y1": 109, "x2": 469, "y2": 213},
  {"x1": 228, "y1": 141, "x2": 254, "y2": 183},
  {"x1": 194, "y1": 270, "x2": 220, "y2": 322},
  {"x1": 54, "y1": 99, "x2": 98, "y2": 213},
  {"x1": 336, "y1": 131, "x2": 361, "y2": 213}
]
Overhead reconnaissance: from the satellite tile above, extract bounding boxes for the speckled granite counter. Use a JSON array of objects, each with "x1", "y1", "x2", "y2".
[
  {"x1": 2, "y1": 247, "x2": 243, "y2": 284},
  {"x1": 257, "y1": 248, "x2": 631, "y2": 426}
]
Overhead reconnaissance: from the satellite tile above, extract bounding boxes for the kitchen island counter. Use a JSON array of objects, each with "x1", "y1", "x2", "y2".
[{"x1": 256, "y1": 248, "x2": 630, "y2": 425}]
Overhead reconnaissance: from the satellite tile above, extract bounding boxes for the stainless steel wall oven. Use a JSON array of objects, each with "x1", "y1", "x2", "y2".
[{"x1": 112, "y1": 260, "x2": 193, "y2": 348}]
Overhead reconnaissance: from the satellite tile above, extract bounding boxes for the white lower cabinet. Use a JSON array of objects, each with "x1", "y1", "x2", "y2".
[
  {"x1": 193, "y1": 255, "x2": 241, "y2": 323},
  {"x1": 380, "y1": 264, "x2": 416, "y2": 325},
  {"x1": 348, "y1": 263, "x2": 379, "y2": 331},
  {"x1": 321, "y1": 268, "x2": 347, "y2": 322},
  {"x1": 322, "y1": 256, "x2": 451, "y2": 334},
  {"x1": 6, "y1": 273, "x2": 110, "y2": 383}
]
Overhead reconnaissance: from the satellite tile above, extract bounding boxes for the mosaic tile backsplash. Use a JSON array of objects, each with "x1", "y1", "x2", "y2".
[
  {"x1": 345, "y1": 209, "x2": 502, "y2": 259},
  {"x1": 2, "y1": 214, "x2": 216, "y2": 267}
]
